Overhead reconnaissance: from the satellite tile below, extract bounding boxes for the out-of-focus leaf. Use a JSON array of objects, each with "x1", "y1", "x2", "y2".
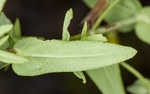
[
  {"x1": 87, "y1": 64, "x2": 125, "y2": 94},
  {"x1": 0, "y1": 25, "x2": 12, "y2": 37},
  {"x1": 83, "y1": 0, "x2": 142, "y2": 32},
  {"x1": 104, "y1": 0, "x2": 142, "y2": 32},
  {"x1": 12, "y1": 37, "x2": 136, "y2": 76},
  {"x1": 127, "y1": 79, "x2": 150, "y2": 94},
  {"x1": 135, "y1": 7, "x2": 150, "y2": 44},
  {"x1": 62, "y1": 8, "x2": 73, "y2": 41},
  {"x1": 10, "y1": 19, "x2": 22, "y2": 42},
  {"x1": 85, "y1": 34, "x2": 107, "y2": 42},
  {"x1": 0, "y1": 0, "x2": 6, "y2": 13},
  {"x1": 0, "y1": 12, "x2": 12, "y2": 25},
  {"x1": 0, "y1": 12, "x2": 13, "y2": 37},
  {"x1": 73, "y1": 72, "x2": 86, "y2": 84},
  {"x1": 0, "y1": 62, "x2": 9, "y2": 70},
  {"x1": 81, "y1": 21, "x2": 88, "y2": 40},
  {"x1": 0, "y1": 35, "x2": 9, "y2": 47},
  {"x1": 0, "y1": 50, "x2": 28, "y2": 64},
  {"x1": 83, "y1": 0, "x2": 97, "y2": 8}
]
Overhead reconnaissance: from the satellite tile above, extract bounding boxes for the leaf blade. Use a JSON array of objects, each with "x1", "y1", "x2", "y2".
[
  {"x1": 12, "y1": 38, "x2": 137, "y2": 76},
  {"x1": 0, "y1": 50, "x2": 28, "y2": 64},
  {"x1": 62, "y1": 8, "x2": 73, "y2": 41}
]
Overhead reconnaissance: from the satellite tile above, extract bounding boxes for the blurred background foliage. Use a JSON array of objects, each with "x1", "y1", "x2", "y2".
[{"x1": 0, "y1": 0, "x2": 150, "y2": 94}]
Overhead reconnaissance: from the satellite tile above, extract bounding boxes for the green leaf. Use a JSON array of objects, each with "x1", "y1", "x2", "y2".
[
  {"x1": 81, "y1": 21, "x2": 88, "y2": 40},
  {"x1": 127, "y1": 79, "x2": 150, "y2": 94},
  {"x1": 62, "y1": 8, "x2": 73, "y2": 41},
  {"x1": 83, "y1": 0, "x2": 97, "y2": 8},
  {"x1": 0, "y1": 35, "x2": 9, "y2": 47},
  {"x1": 0, "y1": 12, "x2": 13, "y2": 37},
  {"x1": 0, "y1": 12, "x2": 11, "y2": 25},
  {"x1": 104, "y1": 0, "x2": 142, "y2": 32},
  {"x1": 135, "y1": 7, "x2": 150, "y2": 44},
  {"x1": 73, "y1": 72, "x2": 86, "y2": 84},
  {"x1": 0, "y1": 0, "x2": 6, "y2": 13},
  {"x1": 0, "y1": 62, "x2": 9, "y2": 70},
  {"x1": 83, "y1": 0, "x2": 142, "y2": 32},
  {"x1": 84, "y1": 28, "x2": 125, "y2": 94},
  {"x1": 87, "y1": 64, "x2": 125, "y2": 94},
  {"x1": 10, "y1": 19, "x2": 22, "y2": 42},
  {"x1": 0, "y1": 50, "x2": 28, "y2": 64},
  {"x1": 0, "y1": 24, "x2": 13, "y2": 37},
  {"x1": 85, "y1": 34, "x2": 107, "y2": 42},
  {"x1": 12, "y1": 37, "x2": 136, "y2": 76}
]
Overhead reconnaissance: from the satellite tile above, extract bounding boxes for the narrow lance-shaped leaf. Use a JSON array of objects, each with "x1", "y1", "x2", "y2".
[
  {"x1": 0, "y1": 12, "x2": 12, "y2": 25},
  {"x1": 62, "y1": 8, "x2": 73, "y2": 41},
  {"x1": 10, "y1": 18, "x2": 22, "y2": 42},
  {"x1": 0, "y1": 35, "x2": 9, "y2": 47},
  {"x1": 127, "y1": 79, "x2": 150, "y2": 94},
  {"x1": 0, "y1": 24, "x2": 13, "y2": 37},
  {"x1": 0, "y1": 50, "x2": 28, "y2": 64},
  {"x1": 81, "y1": 21, "x2": 88, "y2": 40},
  {"x1": 73, "y1": 72, "x2": 86, "y2": 84},
  {"x1": 12, "y1": 37, "x2": 137, "y2": 76},
  {"x1": 87, "y1": 65, "x2": 125, "y2": 94},
  {"x1": 135, "y1": 7, "x2": 150, "y2": 45},
  {"x1": 0, "y1": 12, "x2": 13, "y2": 37},
  {"x1": 0, "y1": 0, "x2": 6, "y2": 13}
]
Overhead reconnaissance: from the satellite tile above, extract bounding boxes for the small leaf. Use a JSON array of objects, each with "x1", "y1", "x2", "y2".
[
  {"x1": 83, "y1": 0, "x2": 142, "y2": 32},
  {"x1": 104, "y1": 0, "x2": 142, "y2": 32},
  {"x1": 87, "y1": 64, "x2": 125, "y2": 94},
  {"x1": 85, "y1": 34, "x2": 107, "y2": 42},
  {"x1": 0, "y1": 50, "x2": 28, "y2": 64},
  {"x1": 0, "y1": 24, "x2": 13, "y2": 37},
  {"x1": 0, "y1": 0, "x2": 6, "y2": 13},
  {"x1": 135, "y1": 7, "x2": 150, "y2": 44},
  {"x1": 0, "y1": 62, "x2": 9, "y2": 70},
  {"x1": 73, "y1": 72, "x2": 86, "y2": 84},
  {"x1": 62, "y1": 8, "x2": 73, "y2": 41},
  {"x1": 81, "y1": 21, "x2": 88, "y2": 40},
  {"x1": 0, "y1": 12, "x2": 13, "y2": 37},
  {"x1": 0, "y1": 12, "x2": 12, "y2": 25},
  {"x1": 10, "y1": 19, "x2": 22, "y2": 42},
  {"x1": 127, "y1": 79, "x2": 150, "y2": 94},
  {"x1": 83, "y1": 0, "x2": 97, "y2": 8},
  {"x1": 0, "y1": 35, "x2": 9, "y2": 47},
  {"x1": 12, "y1": 38, "x2": 137, "y2": 76}
]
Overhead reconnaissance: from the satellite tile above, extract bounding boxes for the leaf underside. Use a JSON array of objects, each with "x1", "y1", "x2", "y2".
[{"x1": 12, "y1": 38, "x2": 136, "y2": 76}]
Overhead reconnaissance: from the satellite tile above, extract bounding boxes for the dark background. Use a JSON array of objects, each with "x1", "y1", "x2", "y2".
[{"x1": 0, "y1": 0, "x2": 150, "y2": 94}]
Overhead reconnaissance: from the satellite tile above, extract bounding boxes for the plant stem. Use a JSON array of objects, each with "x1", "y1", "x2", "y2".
[
  {"x1": 90, "y1": 0, "x2": 119, "y2": 32},
  {"x1": 95, "y1": 17, "x2": 137, "y2": 34},
  {"x1": 121, "y1": 62, "x2": 150, "y2": 92},
  {"x1": 83, "y1": 0, "x2": 109, "y2": 28},
  {"x1": 70, "y1": 17, "x2": 137, "y2": 40}
]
